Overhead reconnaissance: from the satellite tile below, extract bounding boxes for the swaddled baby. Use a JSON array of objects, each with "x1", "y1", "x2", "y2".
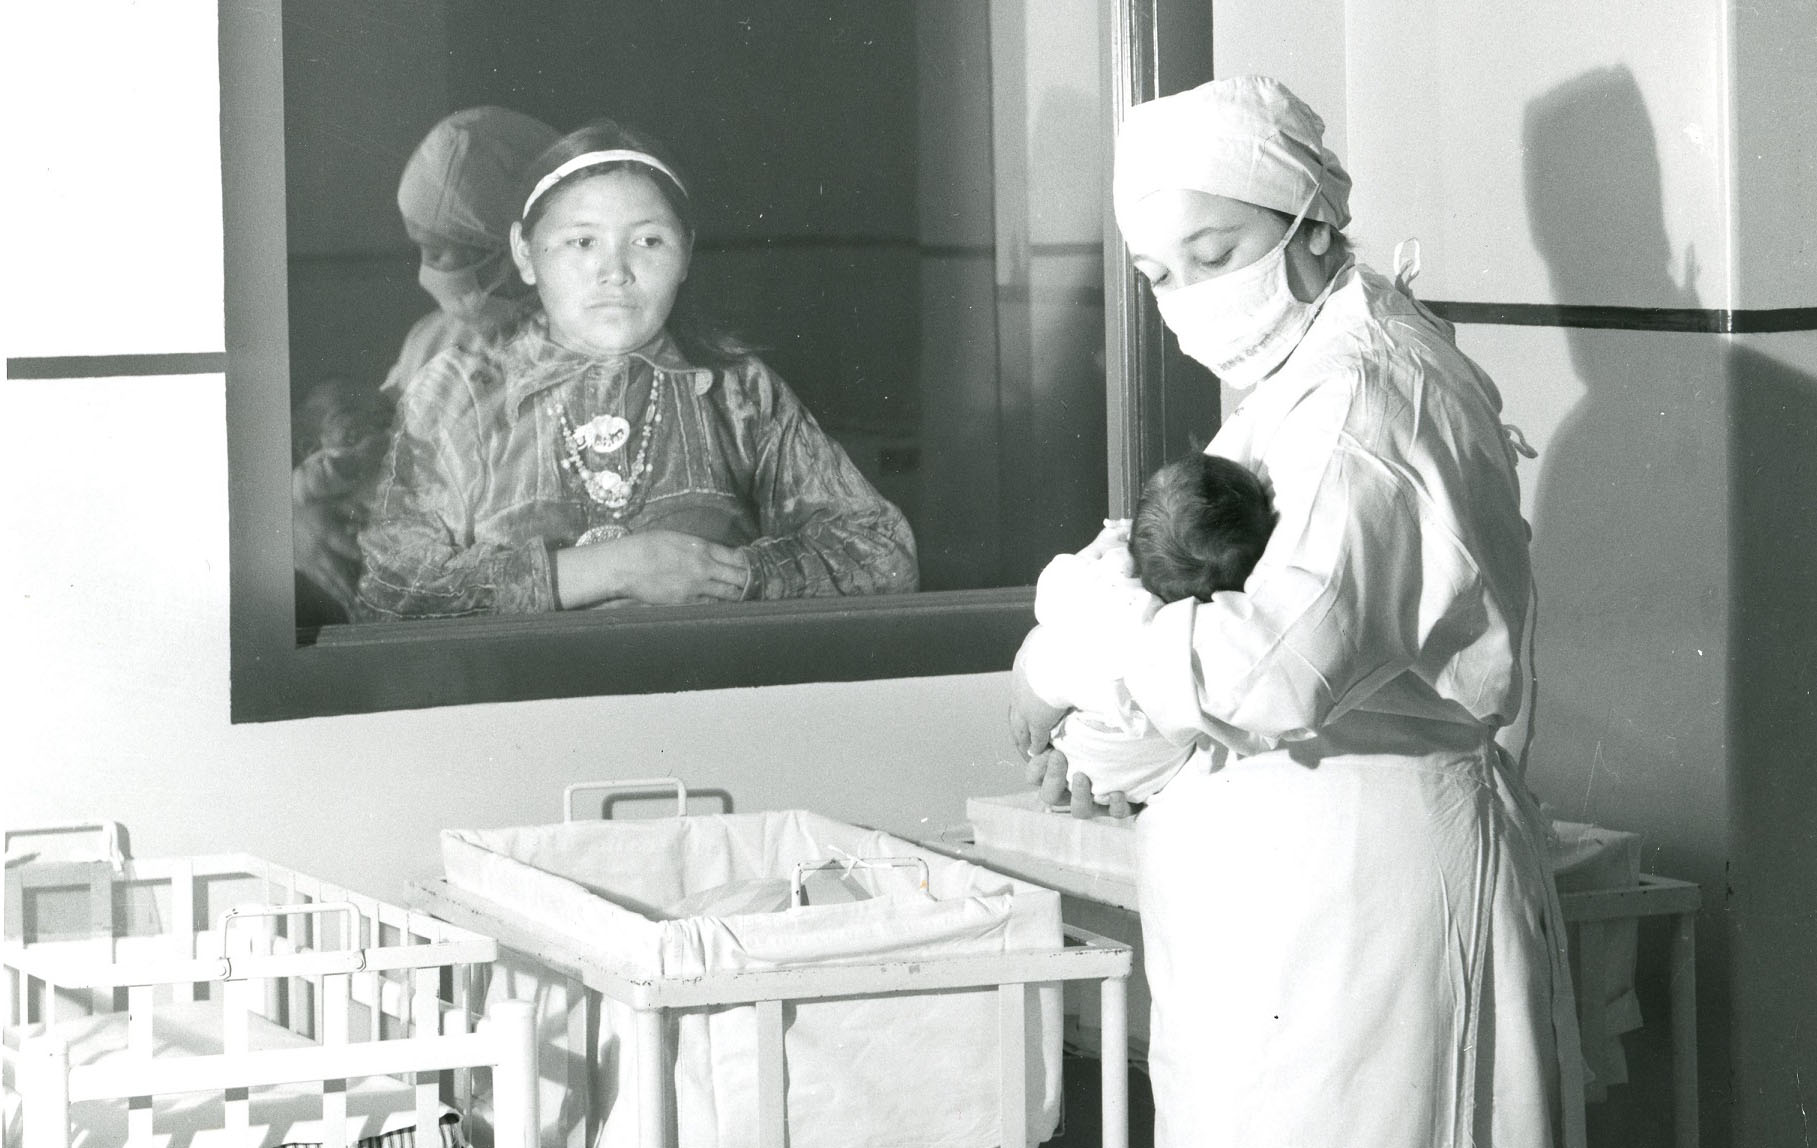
[{"x1": 1032, "y1": 452, "x2": 1276, "y2": 814}]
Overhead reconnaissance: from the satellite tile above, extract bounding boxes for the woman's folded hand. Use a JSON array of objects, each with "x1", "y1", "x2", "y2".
[{"x1": 556, "y1": 529, "x2": 750, "y2": 607}]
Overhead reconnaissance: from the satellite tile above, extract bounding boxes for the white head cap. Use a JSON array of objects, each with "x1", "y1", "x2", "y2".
[{"x1": 1113, "y1": 76, "x2": 1353, "y2": 233}]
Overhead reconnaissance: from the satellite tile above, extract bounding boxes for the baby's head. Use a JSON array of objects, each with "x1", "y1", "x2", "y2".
[{"x1": 1129, "y1": 454, "x2": 1276, "y2": 602}]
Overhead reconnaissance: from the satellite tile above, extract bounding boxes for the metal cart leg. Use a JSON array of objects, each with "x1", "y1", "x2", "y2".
[
  {"x1": 566, "y1": 981, "x2": 589, "y2": 1148},
  {"x1": 1100, "y1": 975, "x2": 1129, "y2": 1148},
  {"x1": 1670, "y1": 912, "x2": 1699, "y2": 1148},
  {"x1": 1573, "y1": 919, "x2": 1609, "y2": 1106},
  {"x1": 491, "y1": 999, "x2": 539, "y2": 1148},
  {"x1": 757, "y1": 999, "x2": 786, "y2": 1148},
  {"x1": 635, "y1": 1007, "x2": 667, "y2": 1148},
  {"x1": 999, "y1": 983, "x2": 1031, "y2": 1147},
  {"x1": 20, "y1": 1036, "x2": 71, "y2": 1148}
]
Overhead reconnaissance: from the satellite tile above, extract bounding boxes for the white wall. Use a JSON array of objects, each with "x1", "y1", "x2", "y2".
[
  {"x1": 1344, "y1": 0, "x2": 1730, "y2": 307},
  {"x1": 3, "y1": 3, "x2": 222, "y2": 358}
]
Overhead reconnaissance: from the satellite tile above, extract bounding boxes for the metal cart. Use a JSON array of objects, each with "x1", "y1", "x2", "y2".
[{"x1": 409, "y1": 781, "x2": 1136, "y2": 1148}]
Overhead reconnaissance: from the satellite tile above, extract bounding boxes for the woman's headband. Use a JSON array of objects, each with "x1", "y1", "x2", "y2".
[{"x1": 521, "y1": 149, "x2": 688, "y2": 219}]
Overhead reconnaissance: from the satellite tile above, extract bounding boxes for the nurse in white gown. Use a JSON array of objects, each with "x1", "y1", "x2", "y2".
[{"x1": 1010, "y1": 76, "x2": 1584, "y2": 1148}]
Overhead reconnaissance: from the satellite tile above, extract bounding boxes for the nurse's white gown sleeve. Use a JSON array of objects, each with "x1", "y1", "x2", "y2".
[{"x1": 1131, "y1": 379, "x2": 1509, "y2": 745}]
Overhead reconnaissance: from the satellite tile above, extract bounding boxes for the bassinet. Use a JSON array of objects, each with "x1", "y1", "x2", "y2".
[{"x1": 411, "y1": 780, "x2": 1135, "y2": 1148}]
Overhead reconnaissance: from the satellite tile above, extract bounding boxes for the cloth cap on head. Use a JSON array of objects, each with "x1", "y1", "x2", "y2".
[
  {"x1": 1113, "y1": 76, "x2": 1352, "y2": 233},
  {"x1": 397, "y1": 106, "x2": 561, "y2": 254}
]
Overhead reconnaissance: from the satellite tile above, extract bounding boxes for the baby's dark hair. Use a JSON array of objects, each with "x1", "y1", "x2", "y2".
[{"x1": 1129, "y1": 454, "x2": 1276, "y2": 602}]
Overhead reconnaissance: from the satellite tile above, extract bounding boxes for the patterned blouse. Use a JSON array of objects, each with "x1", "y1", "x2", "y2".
[{"x1": 357, "y1": 320, "x2": 918, "y2": 618}]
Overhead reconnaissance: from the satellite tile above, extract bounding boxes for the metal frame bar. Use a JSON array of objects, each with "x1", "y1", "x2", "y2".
[{"x1": 1103, "y1": 0, "x2": 1216, "y2": 515}]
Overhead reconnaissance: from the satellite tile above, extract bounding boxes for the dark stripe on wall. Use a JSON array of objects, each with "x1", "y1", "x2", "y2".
[
  {"x1": 1728, "y1": 308, "x2": 1817, "y2": 334},
  {"x1": 7, "y1": 352, "x2": 229, "y2": 380},
  {"x1": 1427, "y1": 301, "x2": 1817, "y2": 334},
  {"x1": 1728, "y1": 308, "x2": 1817, "y2": 333},
  {"x1": 7, "y1": 306, "x2": 1811, "y2": 381}
]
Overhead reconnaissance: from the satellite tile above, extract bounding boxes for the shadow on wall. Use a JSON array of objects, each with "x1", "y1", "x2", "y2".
[
  {"x1": 1523, "y1": 67, "x2": 1726, "y2": 845},
  {"x1": 1724, "y1": 333, "x2": 1817, "y2": 1140},
  {"x1": 1522, "y1": 65, "x2": 1728, "y2": 1147},
  {"x1": 1525, "y1": 64, "x2": 1817, "y2": 1147}
]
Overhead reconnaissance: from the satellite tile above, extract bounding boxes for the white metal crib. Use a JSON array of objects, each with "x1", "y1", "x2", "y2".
[{"x1": 2, "y1": 823, "x2": 537, "y2": 1148}]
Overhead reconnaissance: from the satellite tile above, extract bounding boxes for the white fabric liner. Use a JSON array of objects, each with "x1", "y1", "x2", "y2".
[
  {"x1": 443, "y1": 810, "x2": 1063, "y2": 1148},
  {"x1": 1, "y1": 999, "x2": 460, "y2": 1148}
]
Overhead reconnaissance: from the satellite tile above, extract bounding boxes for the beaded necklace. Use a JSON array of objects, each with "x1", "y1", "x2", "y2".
[{"x1": 553, "y1": 372, "x2": 666, "y2": 542}]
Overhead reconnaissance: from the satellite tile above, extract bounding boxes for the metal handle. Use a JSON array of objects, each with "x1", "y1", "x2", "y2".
[
  {"x1": 563, "y1": 778, "x2": 690, "y2": 822},
  {"x1": 2, "y1": 820, "x2": 128, "y2": 868}
]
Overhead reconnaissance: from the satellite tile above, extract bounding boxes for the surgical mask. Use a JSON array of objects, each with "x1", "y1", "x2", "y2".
[
  {"x1": 1154, "y1": 191, "x2": 1332, "y2": 389},
  {"x1": 417, "y1": 254, "x2": 515, "y2": 326}
]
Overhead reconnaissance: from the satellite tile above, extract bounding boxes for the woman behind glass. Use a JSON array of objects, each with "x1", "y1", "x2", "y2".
[{"x1": 358, "y1": 119, "x2": 918, "y2": 615}]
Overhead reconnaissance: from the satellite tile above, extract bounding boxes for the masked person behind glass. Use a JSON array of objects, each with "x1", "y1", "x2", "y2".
[
  {"x1": 357, "y1": 118, "x2": 918, "y2": 616},
  {"x1": 293, "y1": 107, "x2": 560, "y2": 623},
  {"x1": 1026, "y1": 454, "x2": 1275, "y2": 819},
  {"x1": 1008, "y1": 77, "x2": 1582, "y2": 1148}
]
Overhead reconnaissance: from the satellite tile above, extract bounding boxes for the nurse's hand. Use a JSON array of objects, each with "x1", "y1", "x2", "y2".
[
  {"x1": 556, "y1": 530, "x2": 750, "y2": 607},
  {"x1": 1029, "y1": 758, "x2": 1132, "y2": 820},
  {"x1": 1009, "y1": 639, "x2": 1069, "y2": 757}
]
